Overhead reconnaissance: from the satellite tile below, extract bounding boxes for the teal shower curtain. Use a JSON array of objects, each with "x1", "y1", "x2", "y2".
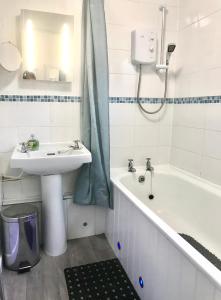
[{"x1": 73, "y1": 0, "x2": 112, "y2": 208}]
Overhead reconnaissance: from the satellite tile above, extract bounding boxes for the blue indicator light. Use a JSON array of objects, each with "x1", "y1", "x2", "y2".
[
  {"x1": 139, "y1": 276, "x2": 144, "y2": 288},
  {"x1": 117, "y1": 241, "x2": 121, "y2": 250}
]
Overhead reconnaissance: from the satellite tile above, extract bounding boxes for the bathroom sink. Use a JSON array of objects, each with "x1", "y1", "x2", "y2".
[
  {"x1": 10, "y1": 142, "x2": 92, "y2": 175},
  {"x1": 10, "y1": 141, "x2": 92, "y2": 257}
]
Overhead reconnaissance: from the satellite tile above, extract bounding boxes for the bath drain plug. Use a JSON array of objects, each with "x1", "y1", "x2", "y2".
[{"x1": 148, "y1": 194, "x2": 154, "y2": 200}]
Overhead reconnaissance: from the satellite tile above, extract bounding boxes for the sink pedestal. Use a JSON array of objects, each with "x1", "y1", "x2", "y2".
[{"x1": 41, "y1": 174, "x2": 67, "y2": 256}]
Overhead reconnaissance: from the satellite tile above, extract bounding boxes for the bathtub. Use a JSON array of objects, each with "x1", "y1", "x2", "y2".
[{"x1": 105, "y1": 165, "x2": 221, "y2": 300}]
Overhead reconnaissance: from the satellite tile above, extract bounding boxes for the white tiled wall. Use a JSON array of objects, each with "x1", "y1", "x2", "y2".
[
  {"x1": 171, "y1": 104, "x2": 221, "y2": 185},
  {"x1": 106, "y1": 0, "x2": 178, "y2": 98},
  {"x1": 110, "y1": 103, "x2": 173, "y2": 167},
  {"x1": 171, "y1": 1, "x2": 221, "y2": 185},
  {"x1": 106, "y1": 0, "x2": 179, "y2": 167},
  {"x1": 175, "y1": 0, "x2": 221, "y2": 97}
]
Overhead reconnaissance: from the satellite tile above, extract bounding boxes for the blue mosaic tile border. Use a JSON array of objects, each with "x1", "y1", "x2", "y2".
[
  {"x1": 110, "y1": 96, "x2": 221, "y2": 104},
  {"x1": 0, "y1": 95, "x2": 81, "y2": 102},
  {"x1": 109, "y1": 97, "x2": 174, "y2": 104},
  {"x1": 0, "y1": 95, "x2": 173, "y2": 103},
  {"x1": 1, "y1": 95, "x2": 221, "y2": 103},
  {"x1": 173, "y1": 96, "x2": 221, "y2": 104}
]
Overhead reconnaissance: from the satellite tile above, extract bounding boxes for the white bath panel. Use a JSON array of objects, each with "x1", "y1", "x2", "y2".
[
  {"x1": 179, "y1": 256, "x2": 197, "y2": 300},
  {"x1": 127, "y1": 204, "x2": 141, "y2": 297},
  {"x1": 214, "y1": 289, "x2": 221, "y2": 300},
  {"x1": 135, "y1": 218, "x2": 158, "y2": 300},
  {"x1": 136, "y1": 211, "x2": 151, "y2": 299},
  {"x1": 112, "y1": 188, "x2": 121, "y2": 255},
  {"x1": 165, "y1": 244, "x2": 182, "y2": 300},
  {"x1": 117, "y1": 195, "x2": 129, "y2": 270},
  {"x1": 124, "y1": 200, "x2": 133, "y2": 274},
  {"x1": 195, "y1": 271, "x2": 215, "y2": 300},
  {"x1": 152, "y1": 233, "x2": 170, "y2": 300},
  {"x1": 109, "y1": 173, "x2": 221, "y2": 300},
  {"x1": 125, "y1": 200, "x2": 137, "y2": 286},
  {"x1": 129, "y1": 208, "x2": 143, "y2": 298}
]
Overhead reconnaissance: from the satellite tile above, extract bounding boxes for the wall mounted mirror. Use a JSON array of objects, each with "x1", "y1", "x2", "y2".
[
  {"x1": 0, "y1": 42, "x2": 22, "y2": 72},
  {"x1": 20, "y1": 10, "x2": 74, "y2": 82}
]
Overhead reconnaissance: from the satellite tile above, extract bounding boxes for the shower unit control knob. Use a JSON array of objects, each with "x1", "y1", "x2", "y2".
[{"x1": 131, "y1": 30, "x2": 157, "y2": 65}]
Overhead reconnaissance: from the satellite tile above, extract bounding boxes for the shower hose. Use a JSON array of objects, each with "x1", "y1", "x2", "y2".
[{"x1": 136, "y1": 64, "x2": 169, "y2": 114}]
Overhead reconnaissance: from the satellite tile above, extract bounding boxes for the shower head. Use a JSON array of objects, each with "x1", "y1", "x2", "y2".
[
  {"x1": 167, "y1": 43, "x2": 176, "y2": 53},
  {"x1": 166, "y1": 43, "x2": 176, "y2": 65}
]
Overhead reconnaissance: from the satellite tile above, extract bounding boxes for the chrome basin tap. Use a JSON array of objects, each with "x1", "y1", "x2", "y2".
[
  {"x1": 20, "y1": 142, "x2": 29, "y2": 153},
  {"x1": 146, "y1": 158, "x2": 154, "y2": 174},
  {"x1": 128, "y1": 159, "x2": 136, "y2": 173},
  {"x1": 69, "y1": 140, "x2": 81, "y2": 150}
]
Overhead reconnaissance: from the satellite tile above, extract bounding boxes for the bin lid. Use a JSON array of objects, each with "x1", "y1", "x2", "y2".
[{"x1": 1, "y1": 203, "x2": 38, "y2": 223}]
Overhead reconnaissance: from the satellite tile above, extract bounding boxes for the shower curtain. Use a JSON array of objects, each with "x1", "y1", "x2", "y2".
[{"x1": 73, "y1": 0, "x2": 112, "y2": 208}]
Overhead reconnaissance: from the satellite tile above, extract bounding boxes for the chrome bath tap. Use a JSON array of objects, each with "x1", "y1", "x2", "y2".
[
  {"x1": 128, "y1": 159, "x2": 136, "y2": 173},
  {"x1": 146, "y1": 158, "x2": 154, "y2": 174}
]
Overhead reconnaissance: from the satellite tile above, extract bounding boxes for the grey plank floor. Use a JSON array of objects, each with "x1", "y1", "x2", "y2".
[{"x1": 2, "y1": 234, "x2": 115, "y2": 300}]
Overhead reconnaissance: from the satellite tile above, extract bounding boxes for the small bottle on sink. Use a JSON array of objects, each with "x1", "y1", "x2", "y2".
[{"x1": 27, "y1": 134, "x2": 39, "y2": 151}]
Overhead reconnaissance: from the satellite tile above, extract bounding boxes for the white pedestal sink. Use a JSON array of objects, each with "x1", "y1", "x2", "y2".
[{"x1": 11, "y1": 142, "x2": 92, "y2": 256}]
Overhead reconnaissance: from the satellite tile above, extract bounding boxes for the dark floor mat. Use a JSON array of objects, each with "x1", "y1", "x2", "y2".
[
  {"x1": 180, "y1": 233, "x2": 221, "y2": 271},
  {"x1": 64, "y1": 258, "x2": 140, "y2": 300}
]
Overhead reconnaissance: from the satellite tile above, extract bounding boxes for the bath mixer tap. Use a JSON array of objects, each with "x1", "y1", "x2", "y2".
[
  {"x1": 128, "y1": 159, "x2": 136, "y2": 172},
  {"x1": 146, "y1": 158, "x2": 154, "y2": 174}
]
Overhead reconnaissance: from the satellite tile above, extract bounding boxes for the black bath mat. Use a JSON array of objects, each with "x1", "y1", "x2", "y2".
[
  {"x1": 180, "y1": 234, "x2": 221, "y2": 271},
  {"x1": 64, "y1": 258, "x2": 140, "y2": 300}
]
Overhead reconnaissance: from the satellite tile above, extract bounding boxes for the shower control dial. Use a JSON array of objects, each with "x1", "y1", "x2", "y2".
[{"x1": 131, "y1": 30, "x2": 157, "y2": 64}]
